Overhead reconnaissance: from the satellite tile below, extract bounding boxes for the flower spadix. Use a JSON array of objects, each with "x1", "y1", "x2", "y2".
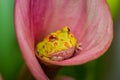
[{"x1": 36, "y1": 26, "x2": 81, "y2": 61}]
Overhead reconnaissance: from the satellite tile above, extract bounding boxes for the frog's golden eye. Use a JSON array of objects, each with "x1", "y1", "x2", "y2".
[
  {"x1": 61, "y1": 26, "x2": 70, "y2": 33},
  {"x1": 49, "y1": 35, "x2": 57, "y2": 42},
  {"x1": 67, "y1": 27, "x2": 70, "y2": 32}
]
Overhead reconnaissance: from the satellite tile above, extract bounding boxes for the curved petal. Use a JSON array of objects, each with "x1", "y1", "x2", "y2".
[
  {"x1": 14, "y1": 0, "x2": 113, "y2": 79},
  {"x1": 14, "y1": 0, "x2": 48, "y2": 80},
  {"x1": 30, "y1": 0, "x2": 113, "y2": 65}
]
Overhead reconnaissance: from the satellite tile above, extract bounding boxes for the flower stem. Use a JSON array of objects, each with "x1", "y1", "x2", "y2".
[
  {"x1": 18, "y1": 65, "x2": 35, "y2": 80},
  {"x1": 40, "y1": 61, "x2": 61, "y2": 80},
  {"x1": 18, "y1": 63, "x2": 61, "y2": 80}
]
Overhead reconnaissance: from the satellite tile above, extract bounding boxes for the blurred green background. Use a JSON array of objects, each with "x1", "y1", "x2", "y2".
[{"x1": 0, "y1": 0, "x2": 120, "y2": 80}]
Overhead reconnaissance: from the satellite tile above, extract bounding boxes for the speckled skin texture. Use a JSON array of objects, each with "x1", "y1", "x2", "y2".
[{"x1": 36, "y1": 27, "x2": 78, "y2": 61}]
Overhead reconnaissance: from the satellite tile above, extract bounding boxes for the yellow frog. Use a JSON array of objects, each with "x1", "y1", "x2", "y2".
[{"x1": 36, "y1": 26, "x2": 81, "y2": 61}]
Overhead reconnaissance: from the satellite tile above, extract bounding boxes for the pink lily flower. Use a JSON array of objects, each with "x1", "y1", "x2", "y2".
[{"x1": 14, "y1": 0, "x2": 113, "y2": 80}]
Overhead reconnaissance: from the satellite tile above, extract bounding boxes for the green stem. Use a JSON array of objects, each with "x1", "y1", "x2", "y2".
[
  {"x1": 40, "y1": 61, "x2": 61, "y2": 80},
  {"x1": 18, "y1": 65, "x2": 35, "y2": 80},
  {"x1": 18, "y1": 63, "x2": 61, "y2": 80}
]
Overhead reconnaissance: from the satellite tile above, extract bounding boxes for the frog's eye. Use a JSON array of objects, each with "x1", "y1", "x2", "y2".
[
  {"x1": 67, "y1": 27, "x2": 70, "y2": 32},
  {"x1": 61, "y1": 26, "x2": 70, "y2": 33},
  {"x1": 49, "y1": 35, "x2": 57, "y2": 42}
]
